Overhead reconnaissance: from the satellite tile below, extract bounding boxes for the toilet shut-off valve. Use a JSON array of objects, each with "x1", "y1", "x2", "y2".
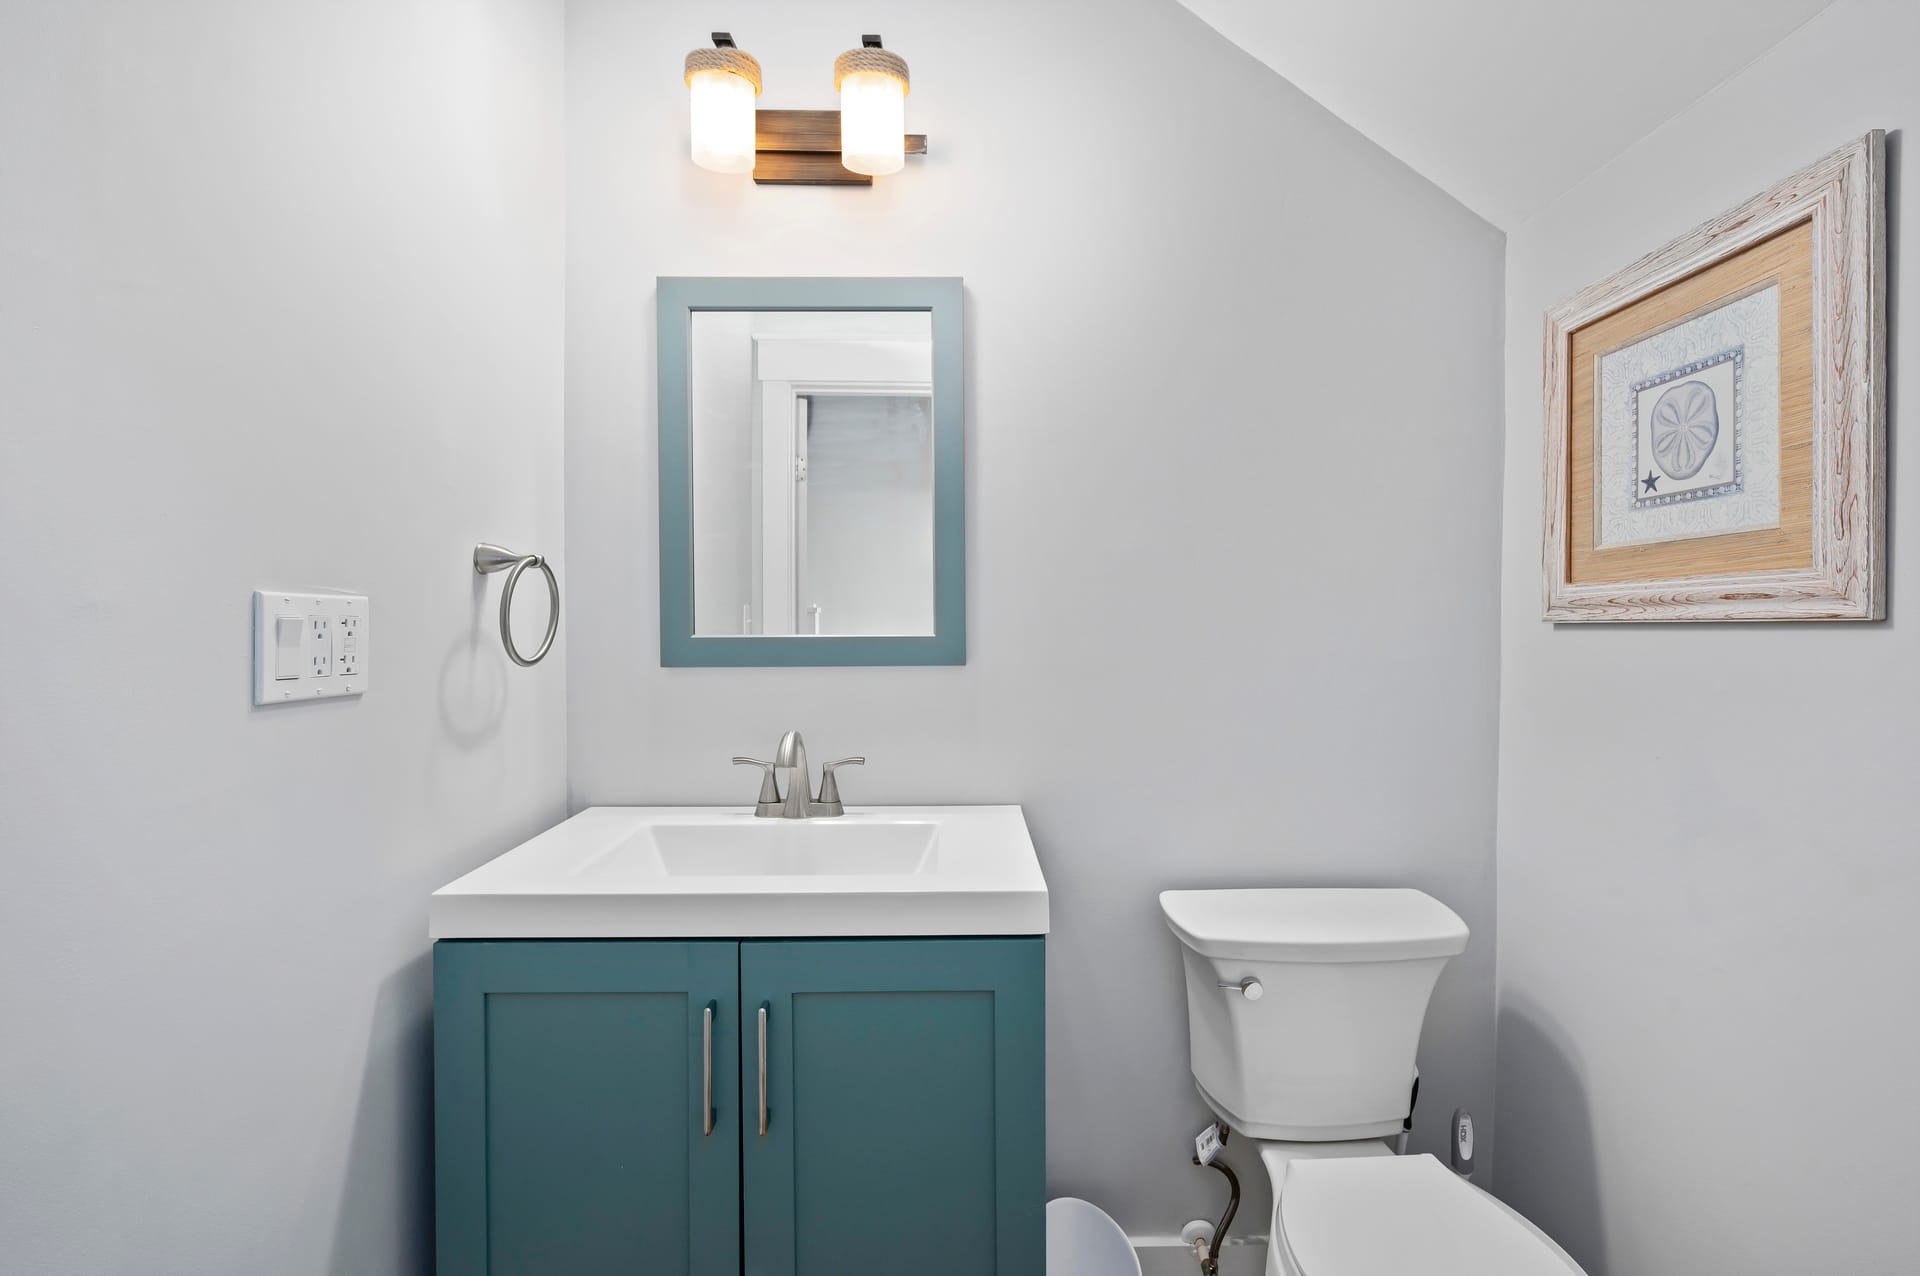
[{"x1": 1189, "y1": 1121, "x2": 1239, "y2": 1276}]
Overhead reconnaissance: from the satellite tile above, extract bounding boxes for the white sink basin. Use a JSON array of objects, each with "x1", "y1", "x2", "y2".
[
  {"x1": 430, "y1": 806, "x2": 1047, "y2": 939},
  {"x1": 645, "y1": 819, "x2": 938, "y2": 878}
]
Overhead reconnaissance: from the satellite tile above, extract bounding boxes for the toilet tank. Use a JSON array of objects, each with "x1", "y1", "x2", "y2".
[{"x1": 1160, "y1": 888, "x2": 1468, "y2": 1142}]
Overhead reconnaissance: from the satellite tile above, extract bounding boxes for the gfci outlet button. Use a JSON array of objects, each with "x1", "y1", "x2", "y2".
[{"x1": 273, "y1": 615, "x2": 303, "y2": 680}]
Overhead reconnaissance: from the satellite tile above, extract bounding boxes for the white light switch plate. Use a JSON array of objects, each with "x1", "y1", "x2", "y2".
[{"x1": 253, "y1": 590, "x2": 370, "y2": 704}]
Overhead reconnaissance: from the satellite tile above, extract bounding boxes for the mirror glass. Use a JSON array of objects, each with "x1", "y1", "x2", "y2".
[{"x1": 689, "y1": 311, "x2": 935, "y2": 637}]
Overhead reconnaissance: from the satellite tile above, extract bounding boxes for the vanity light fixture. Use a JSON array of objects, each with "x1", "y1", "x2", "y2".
[
  {"x1": 685, "y1": 31, "x2": 926, "y2": 186},
  {"x1": 835, "y1": 36, "x2": 909, "y2": 177},
  {"x1": 685, "y1": 32, "x2": 761, "y2": 174}
]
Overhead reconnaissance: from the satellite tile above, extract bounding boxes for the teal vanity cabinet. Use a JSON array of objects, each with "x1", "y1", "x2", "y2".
[
  {"x1": 434, "y1": 936, "x2": 1044, "y2": 1276},
  {"x1": 740, "y1": 939, "x2": 1045, "y2": 1276},
  {"x1": 432, "y1": 941, "x2": 742, "y2": 1275}
]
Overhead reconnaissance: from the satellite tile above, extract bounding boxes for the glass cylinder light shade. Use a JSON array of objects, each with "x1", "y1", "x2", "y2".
[
  {"x1": 834, "y1": 48, "x2": 909, "y2": 177},
  {"x1": 685, "y1": 47, "x2": 761, "y2": 175}
]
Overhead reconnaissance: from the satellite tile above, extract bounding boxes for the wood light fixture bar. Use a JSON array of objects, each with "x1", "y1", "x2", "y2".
[{"x1": 753, "y1": 110, "x2": 928, "y2": 186}]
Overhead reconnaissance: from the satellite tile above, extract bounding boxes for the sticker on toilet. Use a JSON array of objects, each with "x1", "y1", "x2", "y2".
[{"x1": 1193, "y1": 1122, "x2": 1223, "y2": 1167}]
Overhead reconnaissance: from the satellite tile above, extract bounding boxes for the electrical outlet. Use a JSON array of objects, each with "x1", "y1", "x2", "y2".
[
  {"x1": 309, "y1": 616, "x2": 332, "y2": 676},
  {"x1": 335, "y1": 614, "x2": 360, "y2": 677},
  {"x1": 253, "y1": 591, "x2": 369, "y2": 704}
]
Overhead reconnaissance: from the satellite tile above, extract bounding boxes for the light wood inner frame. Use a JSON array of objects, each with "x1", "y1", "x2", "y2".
[{"x1": 1566, "y1": 223, "x2": 1814, "y2": 585}]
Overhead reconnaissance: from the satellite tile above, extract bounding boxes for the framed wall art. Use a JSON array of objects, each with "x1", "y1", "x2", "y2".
[{"x1": 1542, "y1": 131, "x2": 1886, "y2": 621}]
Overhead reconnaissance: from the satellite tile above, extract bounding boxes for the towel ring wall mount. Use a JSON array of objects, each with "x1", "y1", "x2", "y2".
[{"x1": 474, "y1": 543, "x2": 559, "y2": 667}]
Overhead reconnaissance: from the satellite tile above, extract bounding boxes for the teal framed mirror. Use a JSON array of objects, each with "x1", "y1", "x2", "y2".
[{"x1": 657, "y1": 277, "x2": 965, "y2": 666}]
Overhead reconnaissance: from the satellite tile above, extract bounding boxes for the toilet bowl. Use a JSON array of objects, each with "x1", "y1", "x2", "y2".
[
  {"x1": 1161, "y1": 888, "x2": 1587, "y2": 1276},
  {"x1": 1270, "y1": 1153, "x2": 1582, "y2": 1276}
]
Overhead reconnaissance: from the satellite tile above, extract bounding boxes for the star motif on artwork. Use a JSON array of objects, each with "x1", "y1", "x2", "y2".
[{"x1": 1642, "y1": 470, "x2": 1660, "y2": 493}]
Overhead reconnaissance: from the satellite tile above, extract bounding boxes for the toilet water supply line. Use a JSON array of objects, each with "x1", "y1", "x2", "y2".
[
  {"x1": 1397, "y1": 1069, "x2": 1420, "y2": 1156},
  {"x1": 1190, "y1": 1122, "x2": 1239, "y2": 1276}
]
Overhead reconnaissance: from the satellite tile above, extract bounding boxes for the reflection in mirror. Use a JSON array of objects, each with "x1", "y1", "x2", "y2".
[{"x1": 690, "y1": 311, "x2": 935, "y2": 637}]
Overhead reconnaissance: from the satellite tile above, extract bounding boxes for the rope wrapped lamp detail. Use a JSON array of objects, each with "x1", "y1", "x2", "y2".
[
  {"x1": 832, "y1": 47, "x2": 909, "y2": 94},
  {"x1": 684, "y1": 45, "x2": 762, "y2": 95}
]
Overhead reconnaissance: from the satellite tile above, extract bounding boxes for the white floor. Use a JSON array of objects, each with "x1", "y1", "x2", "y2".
[{"x1": 1134, "y1": 1234, "x2": 1267, "y2": 1276}]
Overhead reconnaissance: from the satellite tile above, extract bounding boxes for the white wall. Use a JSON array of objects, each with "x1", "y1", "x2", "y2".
[
  {"x1": 0, "y1": 3, "x2": 567, "y2": 1272},
  {"x1": 1495, "y1": 3, "x2": 1920, "y2": 1271},
  {"x1": 566, "y1": 0, "x2": 1506, "y2": 1233}
]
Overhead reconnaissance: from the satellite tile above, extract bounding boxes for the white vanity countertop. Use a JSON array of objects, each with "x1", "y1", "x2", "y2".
[{"x1": 430, "y1": 806, "x2": 1049, "y2": 939}]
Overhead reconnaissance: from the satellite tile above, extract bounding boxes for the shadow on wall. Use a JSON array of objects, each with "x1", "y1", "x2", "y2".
[
  {"x1": 438, "y1": 572, "x2": 511, "y2": 750},
  {"x1": 327, "y1": 954, "x2": 434, "y2": 1275},
  {"x1": 1493, "y1": 1000, "x2": 1606, "y2": 1276},
  {"x1": 428, "y1": 573, "x2": 516, "y2": 811}
]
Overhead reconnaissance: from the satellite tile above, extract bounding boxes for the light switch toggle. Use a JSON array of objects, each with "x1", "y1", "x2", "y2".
[{"x1": 273, "y1": 615, "x2": 303, "y2": 680}]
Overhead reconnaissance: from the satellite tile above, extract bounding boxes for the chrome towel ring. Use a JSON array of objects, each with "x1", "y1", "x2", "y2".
[{"x1": 474, "y1": 543, "x2": 559, "y2": 667}]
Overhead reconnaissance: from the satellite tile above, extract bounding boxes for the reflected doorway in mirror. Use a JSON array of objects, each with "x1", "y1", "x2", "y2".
[{"x1": 657, "y1": 276, "x2": 965, "y2": 666}]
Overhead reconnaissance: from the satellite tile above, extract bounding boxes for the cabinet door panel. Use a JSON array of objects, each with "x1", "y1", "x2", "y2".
[
  {"x1": 434, "y1": 941, "x2": 740, "y2": 1276},
  {"x1": 741, "y1": 938, "x2": 1044, "y2": 1276}
]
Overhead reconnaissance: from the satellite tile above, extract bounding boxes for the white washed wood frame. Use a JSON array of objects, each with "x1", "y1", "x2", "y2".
[{"x1": 1542, "y1": 130, "x2": 1886, "y2": 622}]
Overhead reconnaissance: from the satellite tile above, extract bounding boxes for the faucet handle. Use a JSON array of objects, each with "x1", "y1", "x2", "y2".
[
  {"x1": 814, "y1": 757, "x2": 865, "y2": 817},
  {"x1": 733, "y1": 757, "x2": 784, "y2": 818}
]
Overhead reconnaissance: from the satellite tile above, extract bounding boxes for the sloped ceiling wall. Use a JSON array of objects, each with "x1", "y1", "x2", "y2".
[{"x1": 1173, "y1": 0, "x2": 1836, "y2": 227}]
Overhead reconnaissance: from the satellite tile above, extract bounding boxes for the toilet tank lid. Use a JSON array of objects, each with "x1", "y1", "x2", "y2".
[{"x1": 1159, "y1": 888, "x2": 1468, "y2": 962}]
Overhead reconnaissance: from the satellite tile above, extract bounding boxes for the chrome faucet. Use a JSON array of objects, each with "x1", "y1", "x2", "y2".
[
  {"x1": 733, "y1": 732, "x2": 863, "y2": 818},
  {"x1": 774, "y1": 730, "x2": 812, "y2": 819}
]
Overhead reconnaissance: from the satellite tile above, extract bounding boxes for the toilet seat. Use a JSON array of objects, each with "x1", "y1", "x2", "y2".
[{"x1": 1273, "y1": 1154, "x2": 1585, "y2": 1276}]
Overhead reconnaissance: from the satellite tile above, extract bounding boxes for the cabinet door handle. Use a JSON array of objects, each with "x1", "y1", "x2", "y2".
[
  {"x1": 757, "y1": 1003, "x2": 770, "y2": 1137},
  {"x1": 702, "y1": 1001, "x2": 715, "y2": 1137}
]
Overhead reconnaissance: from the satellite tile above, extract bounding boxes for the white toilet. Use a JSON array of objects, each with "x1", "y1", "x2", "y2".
[{"x1": 1161, "y1": 888, "x2": 1587, "y2": 1276}]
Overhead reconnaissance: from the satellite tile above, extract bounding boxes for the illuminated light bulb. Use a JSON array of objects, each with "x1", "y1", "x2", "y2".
[
  {"x1": 834, "y1": 43, "x2": 908, "y2": 178},
  {"x1": 685, "y1": 40, "x2": 762, "y2": 175}
]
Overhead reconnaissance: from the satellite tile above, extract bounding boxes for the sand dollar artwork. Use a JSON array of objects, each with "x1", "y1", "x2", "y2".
[{"x1": 1648, "y1": 380, "x2": 1719, "y2": 479}]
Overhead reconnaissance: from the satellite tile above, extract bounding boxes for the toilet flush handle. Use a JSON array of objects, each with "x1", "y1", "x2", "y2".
[{"x1": 1217, "y1": 977, "x2": 1263, "y2": 1001}]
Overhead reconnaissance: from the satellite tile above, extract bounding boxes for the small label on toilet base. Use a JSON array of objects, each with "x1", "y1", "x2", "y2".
[{"x1": 1194, "y1": 1122, "x2": 1223, "y2": 1166}]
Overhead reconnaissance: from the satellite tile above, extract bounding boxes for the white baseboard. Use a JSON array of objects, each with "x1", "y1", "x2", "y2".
[{"x1": 1132, "y1": 1234, "x2": 1267, "y2": 1276}]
